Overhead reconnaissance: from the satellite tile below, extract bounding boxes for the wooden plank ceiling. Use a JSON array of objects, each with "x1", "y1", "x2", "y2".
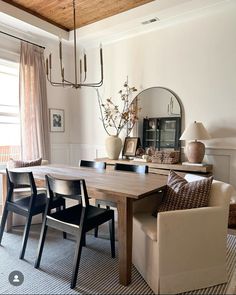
[{"x1": 2, "y1": 0, "x2": 154, "y2": 31}]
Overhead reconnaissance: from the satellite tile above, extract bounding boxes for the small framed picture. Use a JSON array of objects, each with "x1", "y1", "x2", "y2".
[
  {"x1": 49, "y1": 109, "x2": 65, "y2": 132},
  {"x1": 122, "y1": 137, "x2": 140, "y2": 157}
]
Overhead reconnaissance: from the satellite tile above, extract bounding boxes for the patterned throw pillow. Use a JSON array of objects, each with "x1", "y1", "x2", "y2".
[
  {"x1": 157, "y1": 170, "x2": 213, "y2": 213},
  {"x1": 8, "y1": 158, "x2": 42, "y2": 169}
]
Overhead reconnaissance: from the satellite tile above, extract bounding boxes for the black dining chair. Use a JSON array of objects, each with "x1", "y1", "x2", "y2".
[
  {"x1": 79, "y1": 160, "x2": 109, "y2": 237},
  {"x1": 95, "y1": 162, "x2": 149, "y2": 237},
  {"x1": 114, "y1": 163, "x2": 149, "y2": 174},
  {"x1": 79, "y1": 159, "x2": 106, "y2": 170},
  {"x1": 34, "y1": 175, "x2": 115, "y2": 289},
  {"x1": 0, "y1": 169, "x2": 65, "y2": 259}
]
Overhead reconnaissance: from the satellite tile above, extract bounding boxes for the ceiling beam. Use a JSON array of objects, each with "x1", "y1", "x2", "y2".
[
  {"x1": 0, "y1": 0, "x2": 69, "y2": 40},
  {"x1": 1, "y1": 0, "x2": 69, "y2": 31}
]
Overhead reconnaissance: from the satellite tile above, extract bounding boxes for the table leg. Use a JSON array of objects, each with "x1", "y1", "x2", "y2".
[
  {"x1": 117, "y1": 198, "x2": 133, "y2": 286},
  {"x1": 1, "y1": 174, "x2": 12, "y2": 232}
]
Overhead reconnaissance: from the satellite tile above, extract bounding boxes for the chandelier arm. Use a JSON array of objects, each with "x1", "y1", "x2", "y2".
[
  {"x1": 79, "y1": 58, "x2": 82, "y2": 83},
  {"x1": 77, "y1": 82, "x2": 103, "y2": 88},
  {"x1": 49, "y1": 81, "x2": 73, "y2": 87},
  {"x1": 52, "y1": 83, "x2": 73, "y2": 87},
  {"x1": 83, "y1": 71, "x2": 87, "y2": 82},
  {"x1": 59, "y1": 40, "x2": 64, "y2": 81},
  {"x1": 78, "y1": 76, "x2": 103, "y2": 87},
  {"x1": 78, "y1": 47, "x2": 104, "y2": 87},
  {"x1": 47, "y1": 75, "x2": 73, "y2": 87},
  {"x1": 48, "y1": 64, "x2": 74, "y2": 86},
  {"x1": 63, "y1": 77, "x2": 75, "y2": 85},
  {"x1": 60, "y1": 59, "x2": 64, "y2": 82}
]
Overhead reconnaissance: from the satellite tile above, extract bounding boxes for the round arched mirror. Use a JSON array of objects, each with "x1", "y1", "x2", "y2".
[{"x1": 132, "y1": 87, "x2": 183, "y2": 151}]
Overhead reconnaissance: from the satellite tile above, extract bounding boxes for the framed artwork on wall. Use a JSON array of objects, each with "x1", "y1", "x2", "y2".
[{"x1": 49, "y1": 109, "x2": 65, "y2": 132}]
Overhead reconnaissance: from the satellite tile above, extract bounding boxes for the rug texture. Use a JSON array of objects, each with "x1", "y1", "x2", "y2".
[{"x1": 0, "y1": 225, "x2": 235, "y2": 294}]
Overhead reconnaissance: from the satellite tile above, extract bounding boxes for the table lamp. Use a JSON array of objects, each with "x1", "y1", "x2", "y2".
[{"x1": 180, "y1": 121, "x2": 211, "y2": 163}]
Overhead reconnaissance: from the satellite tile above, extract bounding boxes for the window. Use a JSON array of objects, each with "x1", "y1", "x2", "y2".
[{"x1": 0, "y1": 59, "x2": 20, "y2": 163}]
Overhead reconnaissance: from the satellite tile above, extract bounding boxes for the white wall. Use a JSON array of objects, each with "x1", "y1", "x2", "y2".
[{"x1": 68, "y1": 2, "x2": 236, "y2": 187}]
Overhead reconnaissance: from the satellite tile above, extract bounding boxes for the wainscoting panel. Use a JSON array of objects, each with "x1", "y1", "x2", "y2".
[
  {"x1": 69, "y1": 144, "x2": 106, "y2": 166},
  {"x1": 205, "y1": 148, "x2": 236, "y2": 189},
  {"x1": 51, "y1": 144, "x2": 70, "y2": 165},
  {"x1": 205, "y1": 154, "x2": 230, "y2": 183}
]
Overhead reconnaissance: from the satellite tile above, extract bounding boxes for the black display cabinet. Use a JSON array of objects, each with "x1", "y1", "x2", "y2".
[{"x1": 143, "y1": 117, "x2": 181, "y2": 150}]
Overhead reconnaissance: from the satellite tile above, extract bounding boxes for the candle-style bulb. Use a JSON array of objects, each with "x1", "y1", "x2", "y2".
[
  {"x1": 84, "y1": 51, "x2": 87, "y2": 73},
  {"x1": 46, "y1": 58, "x2": 49, "y2": 75},
  {"x1": 62, "y1": 68, "x2": 64, "y2": 81},
  {"x1": 100, "y1": 46, "x2": 103, "y2": 66},
  {"x1": 59, "y1": 39, "x2": 62, "y2": 60},
  {"x1": 49, "y1": 53, "x2": 52, "y2": 68},
  {"x1": 80, "y1": 59, "x2": 82, "y2": 74}
]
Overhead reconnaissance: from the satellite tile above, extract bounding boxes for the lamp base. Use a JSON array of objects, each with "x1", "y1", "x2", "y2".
[{"x1": 186, "y1": 141, "x2": 205, "y2": 163}]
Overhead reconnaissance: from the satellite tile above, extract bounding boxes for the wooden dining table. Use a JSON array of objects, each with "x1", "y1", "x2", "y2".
[{"x1": 0, "y1": 164, "x2": 167, "y2": 286}]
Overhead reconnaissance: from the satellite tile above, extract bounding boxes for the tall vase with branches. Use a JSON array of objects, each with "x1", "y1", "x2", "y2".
[{"x1": 96, "y1": 78, "x2": 139, "y2": 159}]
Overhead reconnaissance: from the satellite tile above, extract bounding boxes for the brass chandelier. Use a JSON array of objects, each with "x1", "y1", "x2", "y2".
[{"x1": 45, "y1": 0, "x2": 103, "y2": 89}]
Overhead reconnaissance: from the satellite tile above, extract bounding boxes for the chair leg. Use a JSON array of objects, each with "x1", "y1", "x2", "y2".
[
  {"x1": 70, "y1": 231, "x2": 84, "y2": 289},
  {"x1": 62, "y1": 203, "x2": 67, "y2": 239},
  {"x1": 94, "y1": 226, "x2": 98, "y2": 238},
  {"x1": 19, "y1": 215, "x2": 32, "y2": 259},
  {"x1": 34, "y1": 221, "x2": 48, "y2": 268},
  {"x1": 109, "y1": 216, "x2": 115, "y2": 258},
  {"x1": 82, "y1": 234, "x2": 86, "y2": 247},
  {"x1": 55, "y1": 206, "x2": 67, "y2": 239},
  {"x1": 94, "y1": 203, "x2": 100, "y2": 238},
  {"x1": 0, "y1": 207, "x2": 9, "y2": 244}
]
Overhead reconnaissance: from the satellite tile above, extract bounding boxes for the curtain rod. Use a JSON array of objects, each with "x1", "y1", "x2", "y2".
[{"x1": 0, "y1": 30, "x2": 45, "y2": 49}]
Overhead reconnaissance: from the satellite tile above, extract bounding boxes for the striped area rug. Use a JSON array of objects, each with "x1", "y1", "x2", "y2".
[{"x1": 0, "y1": 225, "x2": 235, "y2": 294}]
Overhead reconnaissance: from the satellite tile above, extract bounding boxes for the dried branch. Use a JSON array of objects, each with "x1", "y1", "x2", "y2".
[{"x1": 96, "y1": 79, "x2": 139, "y2": 137}]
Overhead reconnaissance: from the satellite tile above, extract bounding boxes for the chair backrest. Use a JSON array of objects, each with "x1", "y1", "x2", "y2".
[
  {"x1": 185, "y1": 174, "x2": 233, "y2": 208},
  {"x1": 209, "y1": 180, "x2": 234, "y2": 208},
  {"x1": 79, "y1": 160, "x2": 106, "y2": 170},
  {"x1": 46, "y1": 175, "x2": 89, "y2": 208},
  {"x1": 6, "y1": 169, "x2": 37, "y2": 203},
  {"x1": 114, "y1": 163, "x2": 148, "y2": 174}
]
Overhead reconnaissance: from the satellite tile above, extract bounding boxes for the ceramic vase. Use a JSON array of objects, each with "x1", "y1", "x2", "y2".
[{"x1": 105, "y1": 135, "x2": 122, "y2": 160}]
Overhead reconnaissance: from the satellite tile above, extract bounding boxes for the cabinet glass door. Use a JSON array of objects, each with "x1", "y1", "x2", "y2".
[
  {"x1": 143, "y1": 117, "x2": 180, "y2": 150},
  {"x1": 160, "y1": 119, "x2": 177, "y2": 149}
]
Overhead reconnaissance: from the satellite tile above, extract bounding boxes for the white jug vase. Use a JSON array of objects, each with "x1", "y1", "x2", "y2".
[{"x1": 105, "y1": 135, "x2": 122, "y2": 160}]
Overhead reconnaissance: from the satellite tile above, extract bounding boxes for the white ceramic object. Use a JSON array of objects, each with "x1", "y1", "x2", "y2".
[{"x1": 105, "y1": 135, "x2": 122, "y2": 160}]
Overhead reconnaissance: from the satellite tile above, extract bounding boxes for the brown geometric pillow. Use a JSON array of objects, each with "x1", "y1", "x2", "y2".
[
  {"x1": 158, "y1": 170, "x2": 213, "y2": 213},
  {"x1": 7, "y1": 157, "x2": 42, "y2": 169}
]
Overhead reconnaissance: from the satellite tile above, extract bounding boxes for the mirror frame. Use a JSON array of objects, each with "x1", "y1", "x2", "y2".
[{"x1": 133, "y1": 86, "x2": 184, "y2": 153}]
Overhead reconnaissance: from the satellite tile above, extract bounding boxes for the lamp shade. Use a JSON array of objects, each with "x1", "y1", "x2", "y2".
[{"x1": 180, "y1": 121, "x2": 211, "y2": 141}]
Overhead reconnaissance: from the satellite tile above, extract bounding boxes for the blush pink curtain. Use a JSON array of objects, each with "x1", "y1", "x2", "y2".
[{"x1": 19, "y1": 42, "x2": 50, "y2": 161}]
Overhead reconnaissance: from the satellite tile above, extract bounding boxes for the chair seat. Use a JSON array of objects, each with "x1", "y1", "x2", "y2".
[
  {"x1": 9, "y1": 193, "x2": 64, "y2": 215},
  {"x1": 49, "y1": 204, "x2": 114, "y2": 232}
]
